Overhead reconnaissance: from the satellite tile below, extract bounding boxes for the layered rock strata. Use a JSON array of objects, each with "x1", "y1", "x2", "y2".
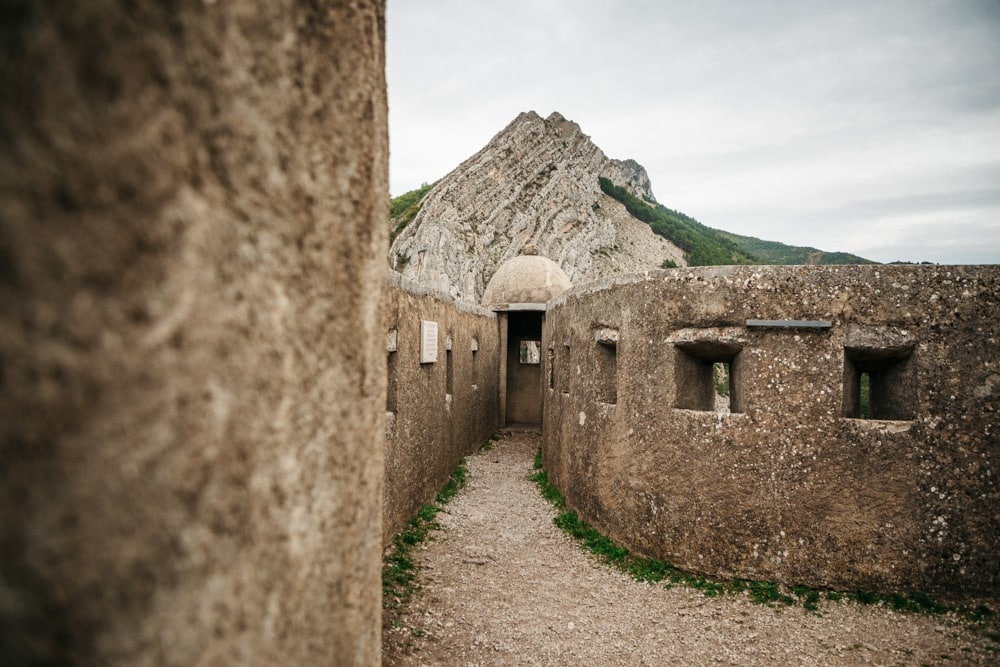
[{"x1": 390, "y1": 111, "x2": 685, "y2": 303}]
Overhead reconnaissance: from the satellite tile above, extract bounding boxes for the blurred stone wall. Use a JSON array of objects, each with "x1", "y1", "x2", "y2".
[
  {"x1": 0, "y1": 1, "x2": 387, "y2": 664},
  {"x1": 542, "y1": 265, "x2": 999, "y2": 600}
]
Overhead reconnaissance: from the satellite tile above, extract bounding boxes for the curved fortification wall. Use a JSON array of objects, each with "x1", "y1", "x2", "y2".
[{"x1": 542, "y1": 265, "x2": 999, "y2": 600}]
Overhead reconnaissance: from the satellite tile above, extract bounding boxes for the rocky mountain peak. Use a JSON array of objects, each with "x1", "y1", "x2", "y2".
[{"x1": 390, "y1": 111, "x2": 684, "y2": 303}]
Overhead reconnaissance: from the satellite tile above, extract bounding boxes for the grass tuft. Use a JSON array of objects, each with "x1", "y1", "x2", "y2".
[
  {"x1": 528, "y1": 467, "x2": 564, "y2": 509},
  {"x1": 480, "y1": 433, "x2": 498, "y2": 452},
  {"x1": 383, "y1": 459, "x2": 468, "y2": 608},
  {"x1": 389, "y1": 182, "x2": 437, "y2": 242},
  {"x1": 435, "y1": 464, "x2": 467, "y2": 505},
  {"x1": 528, "y1": 448, "x2": 997, "y2": 631}
]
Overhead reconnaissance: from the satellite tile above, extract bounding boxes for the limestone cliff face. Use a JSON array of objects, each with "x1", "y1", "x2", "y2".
[{"x1": 390, "y1": 111, "x2": 685, "y2": 303}]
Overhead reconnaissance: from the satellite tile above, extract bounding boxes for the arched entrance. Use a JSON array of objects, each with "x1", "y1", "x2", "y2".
[
  {"x1": 503, "y1": 310, "x2": 544, "y2": 426},
  {"x1": 480, "y1": 245, "x2": 572, "y2": 429}
]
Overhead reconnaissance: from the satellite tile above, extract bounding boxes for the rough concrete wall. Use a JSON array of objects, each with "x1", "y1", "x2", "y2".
[
  {"x1": 0, "y1": 2, "x2": 387, "y2": 665},
  {"x1": 543, "y1": 265, "x2": 1000, "y2": 600},
  {"x1": 384, "y1": 274, "x2": 501, "y2": 545}
]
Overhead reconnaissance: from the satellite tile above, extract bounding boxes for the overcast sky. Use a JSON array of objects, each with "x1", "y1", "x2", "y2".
[{"x1": 387, "y1": 0, "x2": 1000, "y2": 264}]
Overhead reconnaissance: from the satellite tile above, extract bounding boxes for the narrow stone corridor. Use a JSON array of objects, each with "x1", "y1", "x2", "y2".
[{"x1": 382, "y1": 431, "x2": 994, "y2": 666}]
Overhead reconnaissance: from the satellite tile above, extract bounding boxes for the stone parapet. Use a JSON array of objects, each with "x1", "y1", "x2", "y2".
[{"x1": 542, "y1": 265, "x2": 1000, "y2": 600}]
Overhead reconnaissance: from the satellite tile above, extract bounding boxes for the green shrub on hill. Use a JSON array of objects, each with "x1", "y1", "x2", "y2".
[
  {"x1": 389, "y1": 181, "x2": 437, "y2": 242},
  {"x1": 598, "y1": 177, "x2": 756, "y2": 266},
  {"x1": 391, "y1": 175, "x2": 876, "y2": 267},
  {"x1": 716, "y1": 231, "x2": 875, "y2": 265}
]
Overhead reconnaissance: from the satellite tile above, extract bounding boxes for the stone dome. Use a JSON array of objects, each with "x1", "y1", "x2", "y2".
[{"x1": 481, "y1": 247, "x2": 572, "y2": 308}]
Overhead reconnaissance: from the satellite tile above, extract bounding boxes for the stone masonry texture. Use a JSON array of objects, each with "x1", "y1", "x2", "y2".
[
  {"x1": 0, "y1": 1, "x2": 388, "y2": 664},
  {"x1": 543, "y1": 265, "x2": 1000, "y2": 601}
]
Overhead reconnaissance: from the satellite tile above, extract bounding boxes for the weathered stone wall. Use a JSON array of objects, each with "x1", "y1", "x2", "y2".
[
  {"x1": 0, "y1": 2, "x2": 387, "y2": 664},
  {"x1": 384, "y1": 273, "x2": 501, "y2": 544},
  {"x1": 543, "y1": 265, "x2": 999, "y2": 600}
]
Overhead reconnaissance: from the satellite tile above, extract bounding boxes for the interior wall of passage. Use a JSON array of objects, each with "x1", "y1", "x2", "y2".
[{"x1": 384, "y1": 274, "x2": 502, "y2": 544}]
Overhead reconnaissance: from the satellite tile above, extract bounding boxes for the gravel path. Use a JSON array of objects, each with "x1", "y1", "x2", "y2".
[{"x1": 382, "y1": 431, "x2": 995, "y2": 666}]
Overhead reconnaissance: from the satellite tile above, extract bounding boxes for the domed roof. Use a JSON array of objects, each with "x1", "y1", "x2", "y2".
[{"x1": 481, "y1": 246, "x2": 572, "y2": 308}]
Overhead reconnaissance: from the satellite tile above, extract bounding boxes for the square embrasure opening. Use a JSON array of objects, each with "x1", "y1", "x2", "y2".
[
  {"x1": 843, "y1": 346, "x2": 916, "y2": 420},
  {"x1": 519, "y1": 340, "x2": 541, "y2": 365},
  {"x1": 673, "y1": 341, "x2": 742, "y2": 413},
  {"x1": 558, "y1": 343, "x2": 571, "y2": 395},
  {"x1": 595, "y1": 339, "x2": 617, "y2": 404}
]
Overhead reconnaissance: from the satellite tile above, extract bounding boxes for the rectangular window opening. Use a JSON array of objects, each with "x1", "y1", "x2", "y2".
[
  {"x1": 843, "y1": 347, "x2": 915, "y2": 420},
  {"x1": 387, "y1": 350, "x2": 398, "y2": 413},
  {"x1": 596, "y1": 340, "x2": 618, "y2": 404},
  {"x1": 386, "y1": 328, "x2": 399, "y2": 414},
  {"x1": 674, "y1": 342, "x2": 743, "y2": 413},
  {"x1": 547, "y1": 346, "x2": 555, "y2": 390},
  {"x1": 445, "y1": 348, "x2": 454, "y2": 396},
  {"x1": 470, "y1": 337, "x2": 479, "y2": 387},
  {"x1": 559, "y1": 344, "x2": 571, "y2": 395},
  {"x1": 519, "y1": 340, "x2": 541, "y2": 365}
]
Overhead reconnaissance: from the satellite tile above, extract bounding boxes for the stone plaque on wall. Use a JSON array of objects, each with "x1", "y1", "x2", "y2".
[{"x1": 420, "y1": 320, "x2": 438, "y2": 364}]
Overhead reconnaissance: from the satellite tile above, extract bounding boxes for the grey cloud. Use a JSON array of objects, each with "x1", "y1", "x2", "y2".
[{"x1": 388, "y1": 0, "x2": 1000, "y2": 263}]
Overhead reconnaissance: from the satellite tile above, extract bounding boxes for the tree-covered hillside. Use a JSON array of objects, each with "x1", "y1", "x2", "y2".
[
  {"x1": 389, "y1": 182, "x2": 436, "y2": 242},
  {"x1": 716, "y1": 231, "x2": 875, "y2": 265},
  {"x1": 390, "y1": 178, "x2": 875, "y2": 267},
  {"x1": 598, "y1": 177, "x2": 873, "y2": 266},
  {"x1": 598, "y1": 177, "x2": 756, "y2": 265}
]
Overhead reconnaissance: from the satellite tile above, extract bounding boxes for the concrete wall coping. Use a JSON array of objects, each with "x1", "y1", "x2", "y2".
[
  {"x1": 548, "y1": 264, "x2": 1000, "y2": 309},
  {"x1": 490, "y1": 303, "x2": 548, "y2": 312}
]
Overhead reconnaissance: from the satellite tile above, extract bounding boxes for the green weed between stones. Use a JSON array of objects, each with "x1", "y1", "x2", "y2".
[
  {"x1": 480, "y1": 433, "x2": 498, "y2": 452},
  {"x1": 382, "y1": 457, "x2": 469, "y2": 608},
  {"x1": 529, "y1": 449, "x2": 999, "y2": 631}
]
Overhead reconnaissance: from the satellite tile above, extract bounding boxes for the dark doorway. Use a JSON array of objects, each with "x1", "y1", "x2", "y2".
[{"x1": 505, "y1": 311, "x2": 543, "y2": 425}]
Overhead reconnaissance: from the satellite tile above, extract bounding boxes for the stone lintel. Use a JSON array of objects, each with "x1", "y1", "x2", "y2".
[
  {"x1": 492, "y1": 303, "x2": 548, "y2": 312},
  {"x1": 746, "y1": 319, "x2": 832, "y2": 329}
]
